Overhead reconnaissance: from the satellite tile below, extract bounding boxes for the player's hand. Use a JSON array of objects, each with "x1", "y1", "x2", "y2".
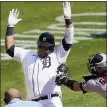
[
  {"x1": 8, "y1": 9, "x2": 22, "y2": 27},
  {"x1": 55, "y1": 73, "x2": 68, "y2": 86},
  {"x1": 57, "y1": 63, "x2": 68, "y2": 74},
  {"x1": 63, "y1": 2, "x2": 71, "y2": 19}
]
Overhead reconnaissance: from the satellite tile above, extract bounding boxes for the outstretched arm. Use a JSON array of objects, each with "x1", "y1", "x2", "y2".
[
  {"x1": 55, "y1": 64, "x2": 101, "y2": 94},
  {"x1": 55, "y1": 64, "x2": 82, "y2": 91},
  {"x1": 55, "y1": 64, "x2": 82, "y2": 92},
  {"x1": 5, "y1": 9, "x2": 22, "y2": 57},
  {"x1": 55, "y1": 2, "x2": 74, "y2": 63},
  {"x1": 63, "y1": 1, "x2": 74, "y2": 45},
  {"x1": 63, "y1": 2, "x2": 72, "y2": 28},
  {"x1": 62, "y1": 78, "x2": 83, "y2": 91}
]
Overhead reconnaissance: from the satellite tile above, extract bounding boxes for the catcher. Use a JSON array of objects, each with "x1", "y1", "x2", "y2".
[{"x1": 55, "y1": 53, "x2": 107, "y2": 99}]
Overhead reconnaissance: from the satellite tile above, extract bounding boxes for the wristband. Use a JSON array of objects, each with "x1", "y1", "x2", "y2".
[
  {"x1": 65, "y1": 79, "x2": 76, "y2": 91},
  {"x1": 80, "y1": 83, "x2": 87, "y2": 94},
  {"x1": 6, "y1": 27, "x2": 14, "y2": 36},
  {"x1": 65, "y1": 19, "x2": 72, "y2": 25}
]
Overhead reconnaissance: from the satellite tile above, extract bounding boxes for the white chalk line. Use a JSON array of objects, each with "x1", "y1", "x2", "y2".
[
  {"x1": 2, "y1": 37, "x2": 92, "y2": 48},
  {"x1": 72, "y1": 12, "x2": 106, "y2": 16},
  {"x1": 48, "y1": 22, "x2": 105, "y2": 30},
  {"x1": 56, "y1": 12, "x2": 106, "y2": 22},
  {"x1": 48, "y1": 24, "x2": 106, "y2": 31},
  {"x1": 1, "y1": 37, "x2": 92, "y2": 46},
  {"x1": 2, "y1": 33, "x2": 88, "y2": 40},
  {"x1": 73, "y1": 22, "x2": 106, "y2": 25},
  {"x1": 22, "y1": 28, "x2": 105, "y2": 34}
]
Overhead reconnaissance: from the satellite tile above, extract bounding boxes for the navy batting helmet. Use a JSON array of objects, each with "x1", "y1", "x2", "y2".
[
  {"x1": 37, "y1": 32, "x2": 55, "y2": 46},
  {"x1": 87, "y1": 53, "x2": 107, "y2": 74}
]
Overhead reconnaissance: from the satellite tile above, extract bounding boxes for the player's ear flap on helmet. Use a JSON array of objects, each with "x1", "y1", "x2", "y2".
[{"x1": 87, "y1": 57, "x2": 97, "y2": 74}]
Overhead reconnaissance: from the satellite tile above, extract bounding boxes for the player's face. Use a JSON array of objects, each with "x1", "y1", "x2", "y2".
[
  {"x1": 96, "y1": 67, "x2": 103, "y2": 73},
  {"x1": 37, "y1": 45, "x2": 49, "y2": 58}
]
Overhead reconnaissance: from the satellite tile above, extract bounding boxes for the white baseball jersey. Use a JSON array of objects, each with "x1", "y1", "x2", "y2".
[
  {"x1": 13, "y1": 27, "x2": 74, "y2": 100},
  {"x1": 82, "y1": 76, "x2": 107, "y2": 99}
]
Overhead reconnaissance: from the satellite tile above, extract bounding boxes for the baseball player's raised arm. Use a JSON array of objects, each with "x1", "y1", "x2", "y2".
[
  {"x1": 5, "y1": 9, "x2": 28, "y2": 62},
  {"x1": 63, "y1": 1, "x2": 74, "y2": 50},
  {"x1": 54, "y1": 2, "x2": 74, "y2": 63},
  {"x1": 5, "y1": 9, "x2": 22, "y2": 52}
]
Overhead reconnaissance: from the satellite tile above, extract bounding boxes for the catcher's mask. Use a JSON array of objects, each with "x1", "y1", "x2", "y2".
[
  {"x1": 87, "y1": 53, "x2": 107, "y2": 74},
  {"x1": 37, "y1": 32, "x2": 55, "y2": 58}
]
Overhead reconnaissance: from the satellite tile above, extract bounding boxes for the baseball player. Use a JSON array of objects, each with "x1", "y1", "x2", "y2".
[
  {"x1": 55, "y1": 53, "x2": 107, "y2": 99},
  {"x1": 5, "y1": 2, "x2": 74, "y2": 107}
]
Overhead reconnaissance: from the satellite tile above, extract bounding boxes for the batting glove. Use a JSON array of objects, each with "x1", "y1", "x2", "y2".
[
  {"x1": 8, "y1": 9, "x2": 22, "y2": 27},
  {"x1": 63, "y1": 2, "x2": 71, "y2": 19}
]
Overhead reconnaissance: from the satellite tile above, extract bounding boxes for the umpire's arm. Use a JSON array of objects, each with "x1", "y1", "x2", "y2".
[{"x1": 5, "y1": 9, "x2": 22, "y2": 57}]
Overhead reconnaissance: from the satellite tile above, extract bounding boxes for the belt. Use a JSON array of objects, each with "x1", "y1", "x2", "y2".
[{"x1": 32, "y1": 94, "x2": 59, "y2": 101}]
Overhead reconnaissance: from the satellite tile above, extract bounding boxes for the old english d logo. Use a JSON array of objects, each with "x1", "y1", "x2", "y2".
[
  {"x1": 43, "y1": 37, "x2": 46, "y2": 41},
  {"x1": 42, "y1": 56, "x2": 51, "y2": 69}
]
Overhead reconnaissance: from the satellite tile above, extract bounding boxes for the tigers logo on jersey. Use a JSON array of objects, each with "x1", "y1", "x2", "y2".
[
  {"x1": 42, "y1": 56, "x2": 51, "y2": 69},
  {"x1": 43, "y1": 37, "x2": 46, "y2": 41}
]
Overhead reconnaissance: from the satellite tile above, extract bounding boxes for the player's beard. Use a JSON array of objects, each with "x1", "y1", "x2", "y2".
[
  {"x1": 37, "y1": 47, "x2": 49, "y2": 58},
  {"x1": 37, "y1": 45, "x2": 52, "y2": 58},
  {"x1": 37, "y1": 48, "x2": 45, "y2": 58}
]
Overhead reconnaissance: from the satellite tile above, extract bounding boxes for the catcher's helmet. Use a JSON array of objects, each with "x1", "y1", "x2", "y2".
[
  {"x1": 87, "y1": 53, "x2": 107, "y2": 74},
  {"x1": 37, "y1": 32, "x2": 55, "y2": 47}
]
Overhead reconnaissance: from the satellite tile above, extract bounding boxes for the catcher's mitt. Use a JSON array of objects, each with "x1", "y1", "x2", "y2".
[
  {"x1": 55, "y1": 73, "x2": 68, "y2": 86},
  {"x1": 55, "y1": 63, "x2": 68, "y2": 85},
  {"x1": 57, "y1": 63, "x2": 68, "y2": 74}
]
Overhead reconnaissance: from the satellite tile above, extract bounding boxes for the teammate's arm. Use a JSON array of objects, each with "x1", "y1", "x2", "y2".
[{"x1": 5, "y1": 9, "x2": 22, "y2": 57}]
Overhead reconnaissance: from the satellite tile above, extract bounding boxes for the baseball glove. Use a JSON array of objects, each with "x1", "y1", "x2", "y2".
[
  {"x1": 55, "y1": 63, "x2": 68, "y2": 85},
  {"x1": 56, "y1": 63, "x2": 68, "y2": 74}
]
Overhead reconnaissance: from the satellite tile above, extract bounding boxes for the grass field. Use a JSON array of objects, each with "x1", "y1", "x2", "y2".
[{"x1": 1, "y1": 1, "x2": 106, "y2": 107}]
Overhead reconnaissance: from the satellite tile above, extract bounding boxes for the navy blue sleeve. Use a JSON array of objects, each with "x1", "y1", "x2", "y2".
[
  {"x1": 62, "y1": 38, "x2": 72, "y2": 51},
  {"x1": 6, "y1": 45, "x2": 15, "y2": 57}
]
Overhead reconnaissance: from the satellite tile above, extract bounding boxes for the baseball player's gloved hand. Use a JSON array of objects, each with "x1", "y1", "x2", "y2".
[
  {"x1": 55, "y1": 63, "x2": 68, "y2": 85},
  {"x1": 8, "y1": 9, "x2": 22, "y2": 27},
  {"x1": 63, "y1": 2, "x2": 71, "y2": 19},
  {"x1": 55, "y1": 73, "x2": 68, "y2": 86},
  {"x1": 57, "y1": 63, "x2": 68, "y2": 74}
]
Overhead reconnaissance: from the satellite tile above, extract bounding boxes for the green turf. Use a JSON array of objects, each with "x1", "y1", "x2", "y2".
[{"x1": 1, "y1": 1, "x2": 106, "y2": 107}]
